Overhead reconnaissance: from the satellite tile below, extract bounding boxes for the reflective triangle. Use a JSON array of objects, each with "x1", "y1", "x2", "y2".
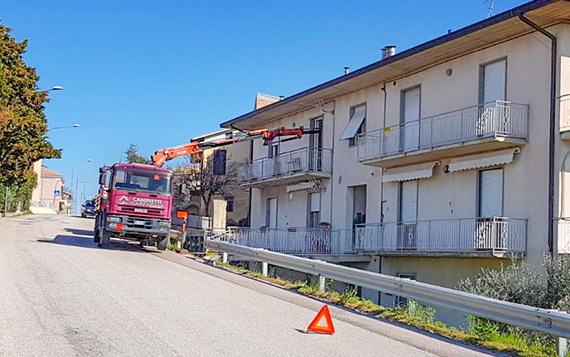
[{"x1": 307, "y1": 305, "x2": 335, "y2": 334}]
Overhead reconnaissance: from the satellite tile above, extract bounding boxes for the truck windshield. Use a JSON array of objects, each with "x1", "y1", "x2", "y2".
[{"x1": 112, "y1": 169, "x2": 172, "y2": 195}]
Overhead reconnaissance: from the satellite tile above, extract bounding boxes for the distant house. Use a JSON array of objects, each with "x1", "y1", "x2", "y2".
[{"x1": 30, "y1": 160, "x2": 69, "y2": 214}]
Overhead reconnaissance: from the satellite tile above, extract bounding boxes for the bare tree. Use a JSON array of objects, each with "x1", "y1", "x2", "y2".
[{"x1": 173, "y1": 152, "x2": 238, "y2": 217}]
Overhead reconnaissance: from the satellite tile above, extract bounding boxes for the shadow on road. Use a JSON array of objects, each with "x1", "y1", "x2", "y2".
[{"x1": 35, "y1": 227, "x2": 157, "y2": 253}]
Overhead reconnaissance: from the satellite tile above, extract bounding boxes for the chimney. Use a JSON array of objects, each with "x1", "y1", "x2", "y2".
[
  {"x1": 382, "y1": 46, "x2": 396, "y2": 59},
  {"x1": 344, "y1": 67, "x2": 350, "y2": 75}
]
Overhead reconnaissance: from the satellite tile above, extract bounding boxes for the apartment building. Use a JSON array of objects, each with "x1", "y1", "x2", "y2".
[{"x1": 219, "y1": 0, "x2": 570, "y2": 307}]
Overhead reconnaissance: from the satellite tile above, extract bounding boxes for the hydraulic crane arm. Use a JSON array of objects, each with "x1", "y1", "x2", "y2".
[{"x1": 151, "y1": 126, "x2": 320, "y2": 167}]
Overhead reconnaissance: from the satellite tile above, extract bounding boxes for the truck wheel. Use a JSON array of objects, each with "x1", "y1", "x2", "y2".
[
  {"x1": 98, "y1": 229, "x2": 111, "y2": 248},
  {"x1": 157, "y1": 235, "x2": 169, "y2": 251}
]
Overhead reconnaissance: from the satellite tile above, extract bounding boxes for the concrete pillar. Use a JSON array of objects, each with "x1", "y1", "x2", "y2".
[
  {"x1": 262, "y1": 262, "x2": 268, "y2": 277},
  {"x1": 222, "y1": 252, "x2": 228, "y2": 263},
  {"x1": 319, "y1": 275, "x2": 326, "y2": 293}
]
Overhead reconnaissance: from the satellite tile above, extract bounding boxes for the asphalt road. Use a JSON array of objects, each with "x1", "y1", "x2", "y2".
[{"x1": 0, "y1": 215, "x2": 502, "y2": 357}]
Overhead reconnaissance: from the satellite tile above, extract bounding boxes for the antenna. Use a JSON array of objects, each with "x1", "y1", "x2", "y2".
[{"x1": 485, "y1": 0, "x2": 494, "y2": 17}]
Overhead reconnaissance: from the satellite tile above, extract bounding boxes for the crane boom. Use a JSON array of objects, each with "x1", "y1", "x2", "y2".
[{"x1": 150, "y1": 126, "x2": 320, "y2": 167}]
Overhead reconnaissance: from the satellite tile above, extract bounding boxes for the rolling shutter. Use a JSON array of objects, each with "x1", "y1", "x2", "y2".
[
  {"x1": 483, "y1": 60, "x2": 506, "y2": 103},
  {"x1": 400, "y1": 180, "x2": 418, "y2": 224},
  {"x1": 403, "y1": 87, "x2": 421, "y2": 151},
  {"x1": 479, "y1": 169, "x2": 503, "y2": 217}
]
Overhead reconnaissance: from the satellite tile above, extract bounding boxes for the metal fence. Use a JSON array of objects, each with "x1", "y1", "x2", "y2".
[
  {"x1": 224, "y1": 228, "x2": 355, "y2": 255},
  {"x1": 358, "y1": 100, "x2": 529, "y2": 161},
  {"x1": 355, "y1": 218, "x2": 527, "y2": 253},
  {"x1": 237, "y1": 147, "x2": 333, "y2": 183}
]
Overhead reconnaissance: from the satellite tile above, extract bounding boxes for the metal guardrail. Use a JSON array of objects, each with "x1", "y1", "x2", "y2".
[
  {"x1": 358, "y1": 100, "x2": 529, "y2": 161},
  {"x1": 237, "y1": 147, "x2": 333, "y2": 183},
  {"x1": 205, "y1": 239, "x2": 570, "y2": 339},
  {"x1": 356, "y1": 218, "x2": 527, "y2": 253}
]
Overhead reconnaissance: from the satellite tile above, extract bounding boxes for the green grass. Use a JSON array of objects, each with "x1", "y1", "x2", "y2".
[{"x1": 213, "y1": 260, "x2": 559, "y2": 356}]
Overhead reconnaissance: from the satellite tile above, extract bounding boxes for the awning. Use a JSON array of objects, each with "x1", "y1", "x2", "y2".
[
  {"x1": 447, "y1": 148, "x2": 519, "y2": 172},
  {"x1": 382, "y1": 162, "x2": 439, "y2": 183},
  {"x1": 339, "y1": 106, "x2": 366, "y2": 140},
  {"x1": 286, "y1": 180, "x2": 320, "y2": 193}
]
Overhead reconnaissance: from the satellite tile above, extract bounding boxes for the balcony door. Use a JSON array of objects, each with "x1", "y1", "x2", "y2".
[
  {"x1": 476, "y1": 168, "x2": 504, "y2": 249},
  {"x1": 309, "y1": 118, "x2": 323, "y2": 171},
  {"x1": 399, "y1": 180, "x2": 418, "y2": 249},
  {"x1": 266, "y1": 198, "x2": 278, "y2": 229},
  {"x1": 479, "y1": 59, "x2": 506, "y2": 135},
  {"x1": 265, "y1": 143, "x2": 279, "y2": 179},
  {"x1": 402, "y1": 87, "x2": 421, "y2": 152}
]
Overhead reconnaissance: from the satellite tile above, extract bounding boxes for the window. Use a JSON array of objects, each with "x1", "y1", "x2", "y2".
[
  {"x1": 479, "y1": 168, "x2": 504, "y2": 218},
  {"x1": 226, "y1": 199, "x2": 234, "y2": 212},
  {"x1": 395, "y1": 273, "x2": 416, "y2": 306},
  {"x1": 479, "y1": 58, "x2": 507, "y2": 104},
  {"x1": 213, "y1": 150, "x2": 227, "y2": 175},
  {"x1": 339, "y1": 104, "x2": 366, "y2": 146},
  {"x1": 308, "y1": 192, "x2": 321, "y2": 228}
]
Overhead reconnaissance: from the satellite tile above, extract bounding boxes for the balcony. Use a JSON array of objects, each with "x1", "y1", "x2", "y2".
[
  {"x1": 355, "y1": 217, "x2": 527, "y2": 257},
  {"x1": 358, "y1": 101, "x2": 529, "y2": 168},
  {"x1": 560, "y1": 95, "x2": 570, "y2": 140},
  {"x1": 237, "y1": 147, "x2": 333, "y2": 188}
]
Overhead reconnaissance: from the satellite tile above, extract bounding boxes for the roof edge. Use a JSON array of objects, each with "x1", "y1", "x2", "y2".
[{"x1": 220, "y1": 0, "x2": 558, "y2": 129}]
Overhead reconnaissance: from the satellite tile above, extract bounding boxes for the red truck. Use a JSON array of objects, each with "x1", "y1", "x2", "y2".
[{"x1": 94, "y1": 163, "x2": 173, "y2": 249}]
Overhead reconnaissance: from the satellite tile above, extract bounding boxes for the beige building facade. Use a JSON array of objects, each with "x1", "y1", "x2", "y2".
[
  {"x1": 220, "y1": 0, "x2": 570, "y2": 310},
  {"x1": 30, "y1": 160, "x2": 68, "y2": 214}
]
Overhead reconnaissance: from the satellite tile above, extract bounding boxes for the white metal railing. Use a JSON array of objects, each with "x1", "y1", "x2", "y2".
[
  {"x1": 355, "y1": 218, "x2": 527, "y2": 253},
  {"x1": 358, "y1": 101, "x2": 529, "y2": 161},
  {"x1": 237, "y1": 147, "x2": 333, "y2": 183},
  {"x1": 205, "y1": 239, "x2": 570, "y2": 340},
  {"x1": 560, "y1": 95, "x2": 570, "y2": 131},
  {"x1": 224, "y1": 228, "x2": 355, "y2": 254},
  {"x1": 557, "y1": 218, "x2": 570, "y2": 254}
]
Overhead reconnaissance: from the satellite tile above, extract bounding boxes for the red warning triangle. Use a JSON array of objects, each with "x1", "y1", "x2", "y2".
[{"x1": 307, "y1": 305, "x2": 335, "y2": 334}]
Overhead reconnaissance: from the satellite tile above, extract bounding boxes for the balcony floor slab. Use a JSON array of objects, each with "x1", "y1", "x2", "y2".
[
  {"x1": 360, "y1": 136, "x2": 526, "y2": 169},
  {"x1": 240, "y1": 171, "x2": 331, "y2": 189}
]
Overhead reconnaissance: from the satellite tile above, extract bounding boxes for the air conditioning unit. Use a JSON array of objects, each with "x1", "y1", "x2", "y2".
[{"x1": 398, "y1": 224, "x2": 417, "y2": 250}]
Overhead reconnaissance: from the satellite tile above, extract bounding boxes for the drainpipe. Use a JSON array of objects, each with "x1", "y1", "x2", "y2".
[
  {"x1": 518, "y1": 14, "x2": 557, "y2": 254},
  {"x1": 380, "y1": 84, "x2": 388, "y2": 224}
]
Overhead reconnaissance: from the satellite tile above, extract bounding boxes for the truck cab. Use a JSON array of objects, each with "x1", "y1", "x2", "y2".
[{"x1": 94, "y1": 163, "x2": 173, "y2": 249}]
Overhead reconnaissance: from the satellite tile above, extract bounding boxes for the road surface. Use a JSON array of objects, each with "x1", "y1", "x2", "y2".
[{"x1": 0, "y1": 215, "x2": 501, "y2": 357}]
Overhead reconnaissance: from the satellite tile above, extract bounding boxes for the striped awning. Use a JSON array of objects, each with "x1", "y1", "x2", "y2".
[
  {"x1": 382, "y1": 162, "x2": 439, "y2": 183},
  {"x1": 448, "y1": 148, "x2": 519, "y2": 172}
]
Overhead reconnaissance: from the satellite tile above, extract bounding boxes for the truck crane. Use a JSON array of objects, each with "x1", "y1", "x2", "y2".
[
  {"x1": 150, "y1": 126, "x2": 319, "y2": 167},
  {"x1": 93, "y1": 126, "x2": 319, "y2": 249}
]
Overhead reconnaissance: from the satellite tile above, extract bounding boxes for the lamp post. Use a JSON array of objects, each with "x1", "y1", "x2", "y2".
[{"x1": 47, "y1": 124, "x2": 80, "y2": 133}]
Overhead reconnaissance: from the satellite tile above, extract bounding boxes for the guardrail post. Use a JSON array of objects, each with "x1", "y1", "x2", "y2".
[
  {"x1": 319, "y1": 275, "x2": 326, "y2": 293},
  {"x1": 262, "y1": 261, "x2": 268, "y2": 277},
  {"x1": 552, "y1": 309, "x2": 569, "y2": 357},
  {"x1": 222, "y1": 252, "x2": 228, "y2": 263}
]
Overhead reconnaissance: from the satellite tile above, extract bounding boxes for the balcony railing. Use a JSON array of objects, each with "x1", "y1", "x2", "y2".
[
  {"x1": 225, "y1": 228, "x2": 355, "y2": 255},
  {"x1": 358, "y1": 101, "x2": 529, "y2": 162},
  {"x1": 560, "y1": 95, "x2": 570, "y2": 132},
  {"x1": 355, "y1": 218, "x2": 527, "y2": 253},
  {"x1": 237, "y1": 147, "x2": 333, "y2": 184}
]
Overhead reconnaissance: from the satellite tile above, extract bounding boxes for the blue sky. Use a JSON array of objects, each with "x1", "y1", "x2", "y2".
[{"x1": 2, "y1": 0, "x2": 524, "y2": 200}]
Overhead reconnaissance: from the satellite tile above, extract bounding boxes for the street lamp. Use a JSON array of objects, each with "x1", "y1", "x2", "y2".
[
  {"x1": 47, "y1": 124, "x2": 80, "y2": 133},
  {"x1": 36, "y1": 86, "x2": 63, "y2": 93}
]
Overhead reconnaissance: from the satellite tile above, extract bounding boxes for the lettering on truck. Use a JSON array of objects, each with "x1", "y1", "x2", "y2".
[{"x1": 131, "y1": 197, "x2": 164, "y2": 209}]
